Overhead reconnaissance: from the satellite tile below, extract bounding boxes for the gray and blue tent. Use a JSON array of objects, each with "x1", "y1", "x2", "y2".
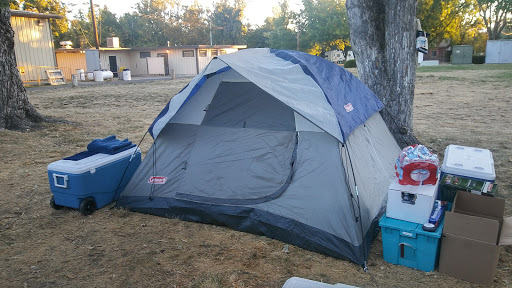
[{"x1": 117, "y1": 48, "x2": 401, "y2": 267}]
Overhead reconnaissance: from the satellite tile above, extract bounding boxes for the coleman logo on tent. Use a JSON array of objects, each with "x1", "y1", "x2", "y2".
[
  {"x1": 148, "y1": 176, "x2": 167, "y2": 184},
  {"x1": 344, "y1": 103, "x2": 354, "y2": 112}
]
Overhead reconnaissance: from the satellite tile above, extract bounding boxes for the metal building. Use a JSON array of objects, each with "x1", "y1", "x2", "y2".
[
  {"x1": 451, "y1": 45, "x2": 473, "y2": 65},
  {"x1": 485, "y1": 40, "x2": 512, "y2": 64},
  {"x1": 10, "y1": 10, "x2": 63, "y2": 83}
]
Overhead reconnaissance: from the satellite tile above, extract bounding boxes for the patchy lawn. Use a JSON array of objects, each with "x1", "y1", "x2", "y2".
[{"x1": 0, "y1": 65, "x2": 510, "y2": 287}]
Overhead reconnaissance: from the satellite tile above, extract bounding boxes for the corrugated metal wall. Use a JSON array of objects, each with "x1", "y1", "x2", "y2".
[
  {"x1": 486, "y1": 40, "x2": 512, "y2": 64},
  {"x1": 168, "y1": 49, "x2": 199, "y2": 76},
  {"x1": 55, "y1": 51, "x2": 87, "y2": 80},
  {"x1": 11, "y1": 16, "x2": 57, "y2": 82}
]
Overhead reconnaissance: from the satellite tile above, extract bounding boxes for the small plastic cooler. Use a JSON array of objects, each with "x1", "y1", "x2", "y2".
[
  {"x1": 379, "y1": 213, "x2": 444, "y2": 272},
  {"x1": 47, "y1": 147, "x2": 141, "y2": 213},
  {"x1": 440, "y1": 145, "x2": 495, "y2": 201}
]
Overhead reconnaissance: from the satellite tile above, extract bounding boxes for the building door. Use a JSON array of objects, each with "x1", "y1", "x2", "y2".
[
  {"x1": 109, "y1": 56, "x2": 118, "y2": 77},
  {"x1": 157, "y1": 53, "x2": 169, "y2": 76}
]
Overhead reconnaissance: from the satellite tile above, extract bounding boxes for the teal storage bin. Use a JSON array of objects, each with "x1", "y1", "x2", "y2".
[{"x1": 379, "y1": 213, "x2": 444, "y2": 272}]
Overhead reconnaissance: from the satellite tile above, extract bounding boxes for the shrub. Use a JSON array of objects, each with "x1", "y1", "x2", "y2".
[
  {"x1": 472, "y1": 55, "x2": 485, "y2": 64},
  {"x1": 344, "y1": 59, "x2": 357, "y2": 68}
]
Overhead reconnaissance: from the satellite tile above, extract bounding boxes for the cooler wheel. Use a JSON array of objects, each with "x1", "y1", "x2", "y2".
[
  {"x1": 50, "y1": 195, "x2": 63, "y2": 210},
  {"x1": 79, "y1": 197, "x2": 96, "y2": 216}
]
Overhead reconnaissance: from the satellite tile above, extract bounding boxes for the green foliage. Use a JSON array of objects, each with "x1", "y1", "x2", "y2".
[
  {"x1": 211, "y1": 0, "x2": 247, "y2": 45},
  {"x1": 21, "y1": 0, "x2": 69, "y2": 46},
  {"x1": 300, "y1": 0, "x2": 350, "y2": 56},
  {"x1": 472, "y1": 55, "x2": 486, "y2": 64},
  {"x1": 476, "y1": 0, "x2": 512, "y2": 40},
  {"x1": 181, "y1": 2, "x2": 208, "y2": 44},
  {"x1": 344, "y1": 59, "x2": 356, "y2": 68},
  {"x1": 417, "y1": 0, "x2": 482, "y2": 46},
  {"x1": 8, "y1": 0, "x2": 20, "y2": 9},
  {"x1": 417, "y1": 63, "x2": 512, "y2": 72},
  {"x1": 246, "y1": 1, "x2": 297, "y2": 50}
]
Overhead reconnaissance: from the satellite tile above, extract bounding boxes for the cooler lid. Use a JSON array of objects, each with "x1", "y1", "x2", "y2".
[
  {"x1": 47, "y1": 147, "x2": 140, "y2": 175},
  {"x1": 442, "y1": 145, "x2": 495, "y2": 180},
  {"x1": 388, "y1": 177, "x2": 439, "y2": 197}
]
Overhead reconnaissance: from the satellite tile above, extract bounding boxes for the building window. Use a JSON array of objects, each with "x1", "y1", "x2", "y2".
[
  {"x1": 199, "y1": 50, "x2": 207, "y2": 57},
  {"x1": 220, "y1": 50, "x2": 227, "y2": 55},
  {"x1": 431, "y1": 50, "x2": 438, "y2": 57},
  {"x1": 140, "y1": 52, "x2": 151, "y2": 58},
  {"x1": 211, "y1": 49, "x2": 219, "y2": 57},
  {"x1": 183, "y1": 50, "x2": 194, "y2": 57}
]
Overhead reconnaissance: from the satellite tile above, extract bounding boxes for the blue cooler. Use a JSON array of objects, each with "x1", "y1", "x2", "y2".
[
  {"x1": 47, "y1": 146, "x2": 141, "y2": 215},
  {"x1": 379, "y1": 213, "x2": 444, "y2": 272}
]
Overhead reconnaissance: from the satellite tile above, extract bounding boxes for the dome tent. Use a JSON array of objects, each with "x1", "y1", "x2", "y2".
[{"x1": 117, "y1": 48, "x2": 401, "y2": 267}]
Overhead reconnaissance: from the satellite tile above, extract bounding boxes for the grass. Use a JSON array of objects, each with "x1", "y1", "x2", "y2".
[
  {"x1": 417, "y1": 63, "x2": 512, "y2": 73},
  {"x1": 0, "y1": 66, "x2": 511, "y2": 288}
]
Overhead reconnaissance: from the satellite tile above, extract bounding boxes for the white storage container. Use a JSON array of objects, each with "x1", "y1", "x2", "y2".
[
  {"x1": 75, "y1": 69, "x2": 85, "y2": 81},
  {"x1": 386, "y1": 178, "x2": 438, "y2": 225},
  {"x1": 282, "y1": 277, "x2": 358, "y2": 288},
  {"x1": 93, "y1": 70, "x2": 104, "y2": 81},
  {"x1": 441, "y1": 145, "x2": 495, "y2": 181},
  {"x1": 103, "y1": 70, "x2": 114, "y2": 80},
  {"x1": 122, "y1": 70, "x2": 131, "y2": 81}
]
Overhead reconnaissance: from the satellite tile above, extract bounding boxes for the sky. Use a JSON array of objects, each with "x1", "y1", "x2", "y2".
[{"x1": 65, "y1": 0, "x2": 303, "y2": 27}]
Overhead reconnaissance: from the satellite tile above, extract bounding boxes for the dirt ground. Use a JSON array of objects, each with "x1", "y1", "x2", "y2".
[{"x1": 1, "y1": 65, "x2": 511, "y2": 288}]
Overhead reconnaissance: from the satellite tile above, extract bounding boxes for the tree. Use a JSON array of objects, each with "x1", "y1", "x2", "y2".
[
  {"x1": 0, "y1": 5, "x2": 44, "y2": 130},
  {"x1": 245, "y1": 24, "x2": 272, "y2": 48},
  {"x1": 301, "y1": 0, "x2": 350, "y2": 56},
  {"x1": 98, "y1": 6, "x2": 123, "y2": 47},
  {"x1": 346, "y1": 0, "x2": 418, "y2": 148},
  {"x1": 477, "y1": 0, "x2": 512, "y2": 40},
  {"x1": 417, "y1": 0, "x2": 480, "y2": 46},
  {"x1": 265, "y1": 1, "x2": 298, "y2": 50},
  {"x1": 211, "y1": 0, "x2": 246, "y2": 44},
  {"x1": 181, "y1": 2, "x2": 209, "y2": 44}
]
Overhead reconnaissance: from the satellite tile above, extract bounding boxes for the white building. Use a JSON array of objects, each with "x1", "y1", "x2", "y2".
[{"x1": 55, "y1": 43, "x2": 247, "y2": 80}]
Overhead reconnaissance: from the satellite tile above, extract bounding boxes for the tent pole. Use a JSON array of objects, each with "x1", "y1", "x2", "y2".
[{"x1": 344, "y1": 143, "x2": 368, "y2": 272}]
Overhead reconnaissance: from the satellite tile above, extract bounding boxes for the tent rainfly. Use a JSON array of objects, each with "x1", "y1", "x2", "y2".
[{"x1": 117, "y1": 48, "x2": 401, "y2": 268}]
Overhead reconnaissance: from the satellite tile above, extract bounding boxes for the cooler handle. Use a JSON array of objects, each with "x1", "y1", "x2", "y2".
[
  {"x1": 53, "y1": 173, "x2": 68, "y2": 189},
  {"x1": 399, "y1": 242, "x2": 415, "y2": 258}
]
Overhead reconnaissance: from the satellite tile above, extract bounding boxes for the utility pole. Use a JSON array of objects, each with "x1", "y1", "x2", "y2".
[
  {"x1": 296, "y1": 30, "x2": 300, "y2": 51},
  {"x1": 90, "y1": 0, "x2": 100, "y2": 50},
  {"x1": 209, "y1": 21, "x2": 213, "y2": 46}
]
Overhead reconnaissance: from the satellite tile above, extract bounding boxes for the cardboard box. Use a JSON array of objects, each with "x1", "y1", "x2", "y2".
[
  {"x1": 438, "y1": 191, "x2": 512, "y2": 286},
  {"x1": 386, "y1": 178, "x2": 438, "y2": 224}
]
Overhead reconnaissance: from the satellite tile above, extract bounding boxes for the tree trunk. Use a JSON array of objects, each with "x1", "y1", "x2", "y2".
[
  {"x1": 346, "y1": 0, "x2": 419, "y2": 148},
  {"x1": 0, "y1": 8, "x2": 44, "y2": 131}
]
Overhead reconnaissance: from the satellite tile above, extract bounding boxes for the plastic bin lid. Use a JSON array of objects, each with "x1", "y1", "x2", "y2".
[
  {"x1": 441, "y1": 145, "x2": 495, "y2": 181},
  {"x1": 47, "y1": 147, "x2": 140, "y2": 175},
  {"x1": 379, "y1": 214, "x2": 443, "y2": 238},
  {"x1": 379, "y1": 214, "x2": 418, "y2": 231}
]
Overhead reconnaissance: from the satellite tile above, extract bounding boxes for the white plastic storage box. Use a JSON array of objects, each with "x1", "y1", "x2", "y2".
[
  {"x1": 47, "y1": 147, "x2": 141, "y2": 214},
  {"x1": 282, "y1": 277, "x2": 359, "y2": 288},
  {"x1": 440, "y1": 145, "x2": 495, "y2": 201},
  {"x1": 386, "y1": 177, "x2": 439, "y2": 224}
]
